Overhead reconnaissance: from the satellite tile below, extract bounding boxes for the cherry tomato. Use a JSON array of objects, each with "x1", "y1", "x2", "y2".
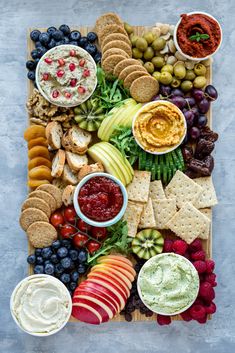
[
  {"x1": 77, "y1": 219, "x2": 91, "y2": 233},
  {"x1": 50, "y1": 211, "x2": 64, "y2": 227},
  {"x1": 73, "y1": 232, "x2": 89, "y2": 248},
  {"x1": 64, "y1": 206, "x2": 77, "y2": 223},
  {"x1": 87, "y1": 240, "x2": 101, "y2": 254},
  {"x1": 60, "y1": 223, "x2": 77, "y2": 239},
  {"x1": 91, "y1": 227, "x2": 107, "y2": 240}
]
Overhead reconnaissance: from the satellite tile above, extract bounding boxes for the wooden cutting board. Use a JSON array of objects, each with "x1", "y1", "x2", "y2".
[{"x1": 27, "y1": 26, "x2": 212, "y2": 322}]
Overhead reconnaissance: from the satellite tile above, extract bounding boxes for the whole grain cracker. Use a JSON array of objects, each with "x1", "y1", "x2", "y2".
[
  {"x1": 95, "y1": 13, "x2": 123, "y2": 35},
  {"x1": 126, "y1": 170, "x2": 151, "y2": 203},
  {"x1": 130, "y1": 76, "x2": 159, "y2": 103},
  {"x1": 123, "y1": 201, "x2": 144, "y2": 237},
  {"x1": 103, "y1": 40, "x2": 132, "y2": 57},
  {"x1": 149, "y1": 180, "x2": 166, "y2": 200},
  {"x1": 139, "y1": 198, "x2": 156, "y2": 229},
  {"x1": 98, "y1": 24, "x2": 127, "y2": 45},
  {"x1": 19, "y1": 208, "x2": 49, "y2": 231},
  {"x1": 152, "y1": 197, "x2": 176, "y2": 229},
  {"x1": 27, "y1": 221, "x2": 57, "y2": 248},
  {"x1": 193, "y1": 177, "x2": 218, "y2": 209},
  {"x1": 101, "y1": 33, "x2": 131, "y2": 50},
  {"x1": 124, "y1": 70, "x2": 149, "y2": 89},
  {"x1": 113, "y1": 59, "x2": 142, "y2": 77},
  {"x1": 102, "y1": 48, "x2": 129, "y2": 62},
  {"x1": 102, "y1": 54, "x2": 127, "y2": 74},
  {"x1": 28, "y1": 190, "x2": 57, "y2": 212},
  {"x1": 165, "y1": 170, "x2": 203, "y2": 209},
  {"x1": 119, "y1": 64, "x2": 147, "y2": 81},
  {"x1": 37, "y1": 184, "x2": 63, "y2": 209},
  {"x1": 21, "y1": 197, "x2": 51, "y2": 218}
]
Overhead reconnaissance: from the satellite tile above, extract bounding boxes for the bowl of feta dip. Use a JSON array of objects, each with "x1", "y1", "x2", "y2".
[
  {"x1": 137, "y1": 253, "x2": 199, "y2": 316},
  {"x1": 10, "y1": 274, "x2": 72, "y2": 336}
]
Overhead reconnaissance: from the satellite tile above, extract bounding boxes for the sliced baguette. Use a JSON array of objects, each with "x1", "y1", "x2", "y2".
[
  {"x1": 46, "y1": 121, "x2": 63, "y2": 150},
  {"x1": 62, "y1": 185, "x2": 75, "y2": 206},
  {"x1": 51, "y1": 149, "x2": 66, "y2": 178},
  {"x1": 62, "y1": 164, "x2": 79, "y2": 185},
  {"x1": 62, "y1": 127, "x2": 91, "y2": 154},
  {"x1": 78, "y1": 162, "x2": 104, "y2": 181},
  {"x1": 66, "y1": 151, "x2": 88, "y2": 172}
]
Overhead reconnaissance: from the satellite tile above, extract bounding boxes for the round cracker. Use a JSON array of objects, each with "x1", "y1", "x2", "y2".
[
  {"x1": 124, "y1": 71, "x2": 150, "y2": 89},
  {"x1": 21, "y1": 197, "x2": 51, "y2": 218},
  {"x1": 95, "y1": 13, "x2": 123, "y2": 35},
  {"x1": 20, "y1": 208, "x2": 49, "y2": 231},
  {"x1": 37, "y1": 184, "x2": 63, "y2": 209},
  {"x1": 102, "y1": 48, "x2": 129, "y2": 62},
  {"x1": 28, "y1": 190, "x2": 57, "y2": 212},
  {"x1": 102, "y1": 40, "x2": 132, "y2": 57},
  {"x1": 102, "y1": 54, "x2": 127, "y2": 74},
  {"x1": 98, "y1": 24, "x2": 127, "y2": 45},
  {"x1": 130, "y1": 76, "x2": 159, "y2": 103},
  {"x1": 101, "y1": 33, "x2": 131, "y2": 50},
  {"x1": 119, "y1": 64, "x2": 147, "y2": 81},
  {"x1": 27, "y1": 221, "x2": 57, "y2": 248},
  {"x1": 113, "y1": 59, "x2": 141, "y2": 78}
]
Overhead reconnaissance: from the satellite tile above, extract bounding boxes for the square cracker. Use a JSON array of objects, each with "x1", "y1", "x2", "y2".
[
  {"x1": 167, "y1": 202, "x2": 211, "y2": 244},
  {"x1": 165, "y1": 170, "x2": 203, "y2": 208},
  {"x1": 152, "y1": 197, "x2": 176, "y2": 229},
  {"x1": 123, "y1": 201, "x2": 144, "y2": 237},
  {"x1": 149, "y1": 180, "x2": 166, "y2": 200},
  {"x1": 139, "y1": 198, "x2": 156, "y2": 229},
  {"x1": 127, "y1": 170, "x2": 151, "y2": 203},
  {"x1": 193, "y1": 177, "x2": 218, "y2": 209},
  {"x1": 199, "y1": 208, "x2": 212, "y2": 239}
]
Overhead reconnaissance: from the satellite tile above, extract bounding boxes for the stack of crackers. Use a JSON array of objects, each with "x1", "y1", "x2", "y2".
[{"x1": 124, "y1": 170, "x2": 217, "y2": 244}]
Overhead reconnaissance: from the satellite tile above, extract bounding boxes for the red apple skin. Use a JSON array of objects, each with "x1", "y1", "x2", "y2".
[
  {"x1": 73, "y1": 291, "x2": 116, "y2": 317},
  {"x1": 90, "y1": 265, "x2": 132, "y2": 289},
  {"x1": 98, "y1": 255, "x2": 133, "y2": 267},
  {"x1": 72, "y1": 303, "x2": 101, "y2": 325},
  {"x1": 73, "y1": 297, "x2": 109, "y2": 322},
  {"x1": 87, "y1": 271, "x2": 130, "y2": 297},
  {"x1": 96, "y1": 263, "x2": 135, "y2": 282},
  {"x1": 97, "y1": 258, "x2": 136, "y2": 277}
]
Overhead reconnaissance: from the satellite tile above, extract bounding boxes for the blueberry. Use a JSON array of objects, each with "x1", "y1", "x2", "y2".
[
  {"x1": 87, "y1": 32, "x2": 97, "y2": 43},
  {"x1": 30, "y1": 29, "x2": 41, "y2": 42},
  {"x1": 26, "y1": 60, "x2": 36, "y2": 70},
  {"x1": 59, "y1": 24, "x2": 71, "y2": 36},
  {"x1": 31, "y1": 49, "x2": 38, "y2": 60},
  {"x1": 69, "y1": 249, "x2": 78, "y2": 261},
  {"x1": 77, "y1": 249, "x2": 87, "y2": 263},
  {"x1": 69, "y1": 40, "x2": 78, "y2": 46},
  {"x1": 35, "y1": 41, "x2": 43, "y2": 48},
  {"x1": 52, "y1": 30, "x2": 64, "y2": 41},
  {"x1": 47, "y1": 38, "x2": 56, "y2": 49},
  {"x1": 69, "y1": 30, "x2": 81, "y2": 42},
  {"x1": 84, "y1": 43, "x2": 97, "y2": 56},
  {"x1": 35, "y1": 248, "x2": 42, "y2": 256},
  {"x1": 41, "y1": 247, "x2": 53, "y2": 259},
  {"x1": 52, "y1": 240, "x2": 61, "y2": 250},
  {"x1": 34, "y1": 265, "x2": 44, "y2": 274},
  {"x1": 71, "y1": 271, "x2": 79, "y2": 282},
  {"x1": 60, "y1": 273, "x2": 70, "y2": 284},
  {"x1": 57, "y1": 247, "x2": 68, "y2": 258},
  {"x1": 36, "y1": 256, "x2": 44, "y2": 265},
  {"x1": 34, "y1": 58, "x2": 40, "y2": 66},
  {"x1": 36, "y1": 46, "x2": 47, "y2": 58},
  {"x1": 47, "y1": 26, "x2": 57, "y2": 35},
  {"x1": 61, "y1": 239, "x2": 72, "y2": 249},
  {"x1": 45, "y1": 263, "x2": 55, "y2": 275},
  {"x1": 69, "y1": 282, "x2": 77, "y2": 291},
  {"x1": 69, "y1": 261, "x2": 75, "y2": 270},
  {"x1": 39, "y1": 32, "x2": 50, "y2": 46},
  {"x1": 51, "y1": 254, "x2": 59, "y2": 264},
  {"x1": 27, "y1": 254, "x2": 36, "y2": 264},
  {"x1": 56, "y1": 40, "x2": 65, "y2": 46},
  {"x1": 54, "y1": 263, "x2": 64, "y2": 276},
  {"x1": 61, "y1": 257, "x2": 72, "y2": 269},
  {"x1": 64, "y1": 36, "x2": 70, "y2": 44},
  {"x1": 44, "y1": 260, "x2": 51, "y2": 265},
  {"x1": 94, "y1": 51, "x2": 102, "y2": 63},
  {"x1": 78, "y1": 37, "x2": 88, "y2": 48},
  {"x1": 27, "y1": 70, "x2": 35, "y2": 81},
  {"x1": 77, "y1": 263, "x2": 87, "y2": 274}
]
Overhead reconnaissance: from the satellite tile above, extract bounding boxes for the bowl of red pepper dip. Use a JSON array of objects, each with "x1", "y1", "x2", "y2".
[
  {"x1": 73, "y1": 173, "x2": 128, "y2": 227},
  {"x1": 174, "y1": 12, "x2": 222, "y2": 61}
]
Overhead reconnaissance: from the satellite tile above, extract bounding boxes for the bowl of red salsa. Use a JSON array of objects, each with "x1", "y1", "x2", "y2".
[{"x1": 73, "y1": 172, "x2": 128, "y2": 227}]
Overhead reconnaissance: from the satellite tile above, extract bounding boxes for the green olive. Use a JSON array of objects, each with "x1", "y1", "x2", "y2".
[
  {"x1": 171, "y1": 77, "x2": 181, "y2": 88},
  {"x1": 151, "y1": 56, "x2": 165, "y2": 69},
  {"x1": 181, "y1": 80, "x2": 193, "y2": 92},
  {"x1": 130, "y1": 34, "x2": 139, "y2": 46},
  {"x1": 143, "y1": 47, "x2": 155, "y2": 60},
  {"x1": 159, "y1": 72, "x2": 173, "y2": 85},
  {"x1": 193, "y1": 76, "x2": 207, "y2": 88},
  {"x1": 152, "y1": 71, "x2": 161, "y2": 81},
  {"x1": 185, "y1": 69, "x2": 196, "y2": 81},
  {"x1": 132, "y1": 48, "x2": 143, "y2": 59},
  {"x1": 173, "y1": 64, "x2": 186, "y2": 79},
  {"x1": 144, "y1": 61, "x2": 155, "y2": 74},
  {"x1": 143, "y1": 32, "x2": 155, "y2": 44},
  {"x1": 194, "y1": 63, "x2": 207, "y2": 76},
  {"x1": 136, "y1": 37, "x2": 148, "y2": 51},
  {"x1": 137, "y1": 59, "x2": 144, "y2": 65},
  {"x1": 161, "y1": 64, "x2": 174, "y2": 75},
  {"x1": 124, "y1": 22, "x2": 133, "y2": 35},
  {"x1": 151, "y1": 37, "x2": 166, "y2": 51}
]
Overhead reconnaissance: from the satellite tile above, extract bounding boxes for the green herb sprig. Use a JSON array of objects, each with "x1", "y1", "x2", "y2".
[{"x1": 189, "y1": 32, "x2": 210, "y2": 42}]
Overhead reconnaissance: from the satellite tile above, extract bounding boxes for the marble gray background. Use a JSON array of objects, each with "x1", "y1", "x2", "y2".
[{"x1": 0, "y1": 0, "x2": 234, "y2": 352}]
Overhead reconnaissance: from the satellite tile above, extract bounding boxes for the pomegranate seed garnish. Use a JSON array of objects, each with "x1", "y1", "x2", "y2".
[
  {"x1": 82, "y1": 69, "x2": 90, "y2": 77},
  {"x1": 79, "y1": 59, "x2": 85, "y2": 67},
  {"x1": 65, "y1": 92, "x2": 72, "y2": 99},
  {"x1": 70, "y1": 78, "x2": 77, "y2": 87},
  {"x1": 58, "y1": 58, "x2": 65, "y2": 66},
  {"x1": 57, "y1": 70, "x2": 65, "y2": 78},
  {"x1": 52, "y1": 90, "x2": 59, "y2": 98},
  {"x1": 70, "y1": 49, "x2": 76, "y2": 57},
  {"x1": 44, "y1": 57, "x2": 52, "y2": 64},
  {"x1": 69, "y1": 63, "x2": 76, "y2": 71},
  {"x1": 42, "y1": 73, "x2": 49, "y2": 81},
  {"x1": 78, "y1": 86, "x2": 86, "y2": 94}
]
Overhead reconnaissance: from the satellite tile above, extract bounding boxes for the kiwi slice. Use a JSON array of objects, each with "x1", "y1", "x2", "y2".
[{"x1": 132, "y1": 229, "x2": 164, "y2": 260}]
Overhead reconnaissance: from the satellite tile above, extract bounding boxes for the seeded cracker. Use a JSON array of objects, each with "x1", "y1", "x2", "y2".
[
  {"x1": 102, "y1": 54, "x2": 127, "y2": 74},
  {"x1": 193, "y1": 177, "x2": 218, "y2": 208},
  {"x1": 101, "y1": 33, "x2": 131, "y2": 50},
  {"x1": 123, "y1": 201, "x2": 144, "y2": 237},
  {"x1": 102, "y1": 48, "x2": 129, "y2": 62},
  {"x1": 149, "y1": 180, "x2": 166, "y2": 200},
  {"x1": 113, "y1": 59, "x2": 142, "y2": 77},
  {"x1": 19, "y1": 208, "x2": 49, "y2": 231},
  {"x1": 27, "y1": 221, "x2": 57, "y2": 248},
  {"x1": 124, "y1": 71, "x2": 149, "y2": 89},
  {"x1": 102, "y1": 40, "x2": 132, "y2": 57},
  {"x1": 152, "y1": 198, "x2": 176, "y2": 229},
  {"x1": 130, "y1": 76, "x2": 159, "y2": 103},
  {"x1": 139, "y1": 198, "x2": 156, "y2": 229},
  {"x1": 126, "y1": 170, "x2": 151, "y2": 203}
]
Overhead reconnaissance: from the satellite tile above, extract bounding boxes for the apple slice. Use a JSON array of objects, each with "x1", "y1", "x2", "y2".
[
  {"x1": 87, "y1": 271, "x2": 130, "y2": 297},
  {"x1": 73, "y1": 297, "x2": 110, "y2": 323},
  {"x1": 97, "y1": 258, "x2": 136, "y2": 277},
  {"x1": 98, "y1": 255, "x2": 134, "y2": 267},
  {"x1": 74, "y1": 290, "x2": 116, "y2": 317},
  {"x1": 72, "y1": 302, "x2": 101, "y2": 325},
  {"x1": 90, "y1": 264, "x2": 132, "y2": 289},
  {"x1": 98, "y1": 263, "x2": 135, "y2": 282}
]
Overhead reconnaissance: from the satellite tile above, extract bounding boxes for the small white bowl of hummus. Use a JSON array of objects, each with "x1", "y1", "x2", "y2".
[
  {"x1": 137, "y1": 253, "x2": 199, "y2": 316},
  {"x1": 36, "y1": 45, "x2": 97, "y2": 108},
  {"x1": 10, "y1": 274, "x2": 72, "y2": 336}
]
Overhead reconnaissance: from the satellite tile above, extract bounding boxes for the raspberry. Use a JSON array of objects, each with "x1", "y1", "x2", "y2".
[
  {"x1": 204, "y1": 273, "x2": 217, "y2": 287},
  {"x1": 197, "y1": 315, "x2": 208, "y2": 324},
  {"x1": 193, "y1": 260, "x2": 207, "y2": 273},
  {"x1": 163, "y1": 238, "x2": 173, "y2": 252},
  {"x1": 205, "y1": 302, "x2": 216, "y2": 314},
  {"x1": 180, "y1": 309, "x2": 192, "y2": 321},
  {"x1": 194, "y1": 298, "x2": 204, "y2": 305},
  {"x1": 189, "y1": 304, "x2": 206, "y2": 320},
  {"x1": 157, "y1": 314, "x2": 171, "y2": 325},
  {"x1": 199, "y1": 282, "x2": 215, "y2": 301},
  {"x1": 191, "y1": 250, "x2": 206, "y2": 261},
  {"x1": 205, "y1": 259, "x2": 215, "y2": 273},
  {"x1": 172, "y1": 240, "x2": 188, "y2": 255},
  {"x1": 188, "y1": 239, "x2": 202, "y2": 253}
]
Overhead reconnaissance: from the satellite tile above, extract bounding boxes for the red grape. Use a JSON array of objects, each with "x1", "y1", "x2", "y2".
[
  {"x1": 152, "y1": 94, "x2": 161, "y2": 101},
  {"x1": 191, "y1": 106, "x2": 199, "y2": 118},
  {"x1": 170, "y1": 96, "x2": 186, "y2": 109},
  {"x1": 205, "y1": 85, "x2": 218, "y2": 101},
  {"x1": 160, "y1": 85, "x2": 171, "y2": 97},
  {"x1": 184, "y1": 110, "x2": 195, "y2": 127},
  {"x1": 196, "y1": 115, "x2": 208, "y2": 127},
  {"x1": 198, "y1": 98, "x2": 210, "y2": 114},
  {"x1": 192, "y1": 88, "x2": 204, "y2": 102},
  {"x1": 171, "y1": 88, "x2": 184, "y2": 97},
  {"x1": 185, "y1": 97, "x2": 196, "y2": 107},
  {"x1": 190, "y1": 127, "x2": 201, "y2": 140}
]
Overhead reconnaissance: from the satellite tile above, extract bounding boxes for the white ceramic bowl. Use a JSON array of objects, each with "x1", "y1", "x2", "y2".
[
  {"x1": 173, "y1": 11, "x2": 223, "y2": 61},
  {"x1": 35, "y1": 44, "x2": 97, "y2": 108},
  {"x1": 10, "y1": 274, "x2": 72, "y2": 336},
  {"x1": 137, "y1": 253, "x2": 200, "y2": 316},
  {"x1": 132, "y1": 100, "x2": 187, "y2": 155},
  {"x1": 73, "y1": 172, "x2": 128, "y2": 227}
]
